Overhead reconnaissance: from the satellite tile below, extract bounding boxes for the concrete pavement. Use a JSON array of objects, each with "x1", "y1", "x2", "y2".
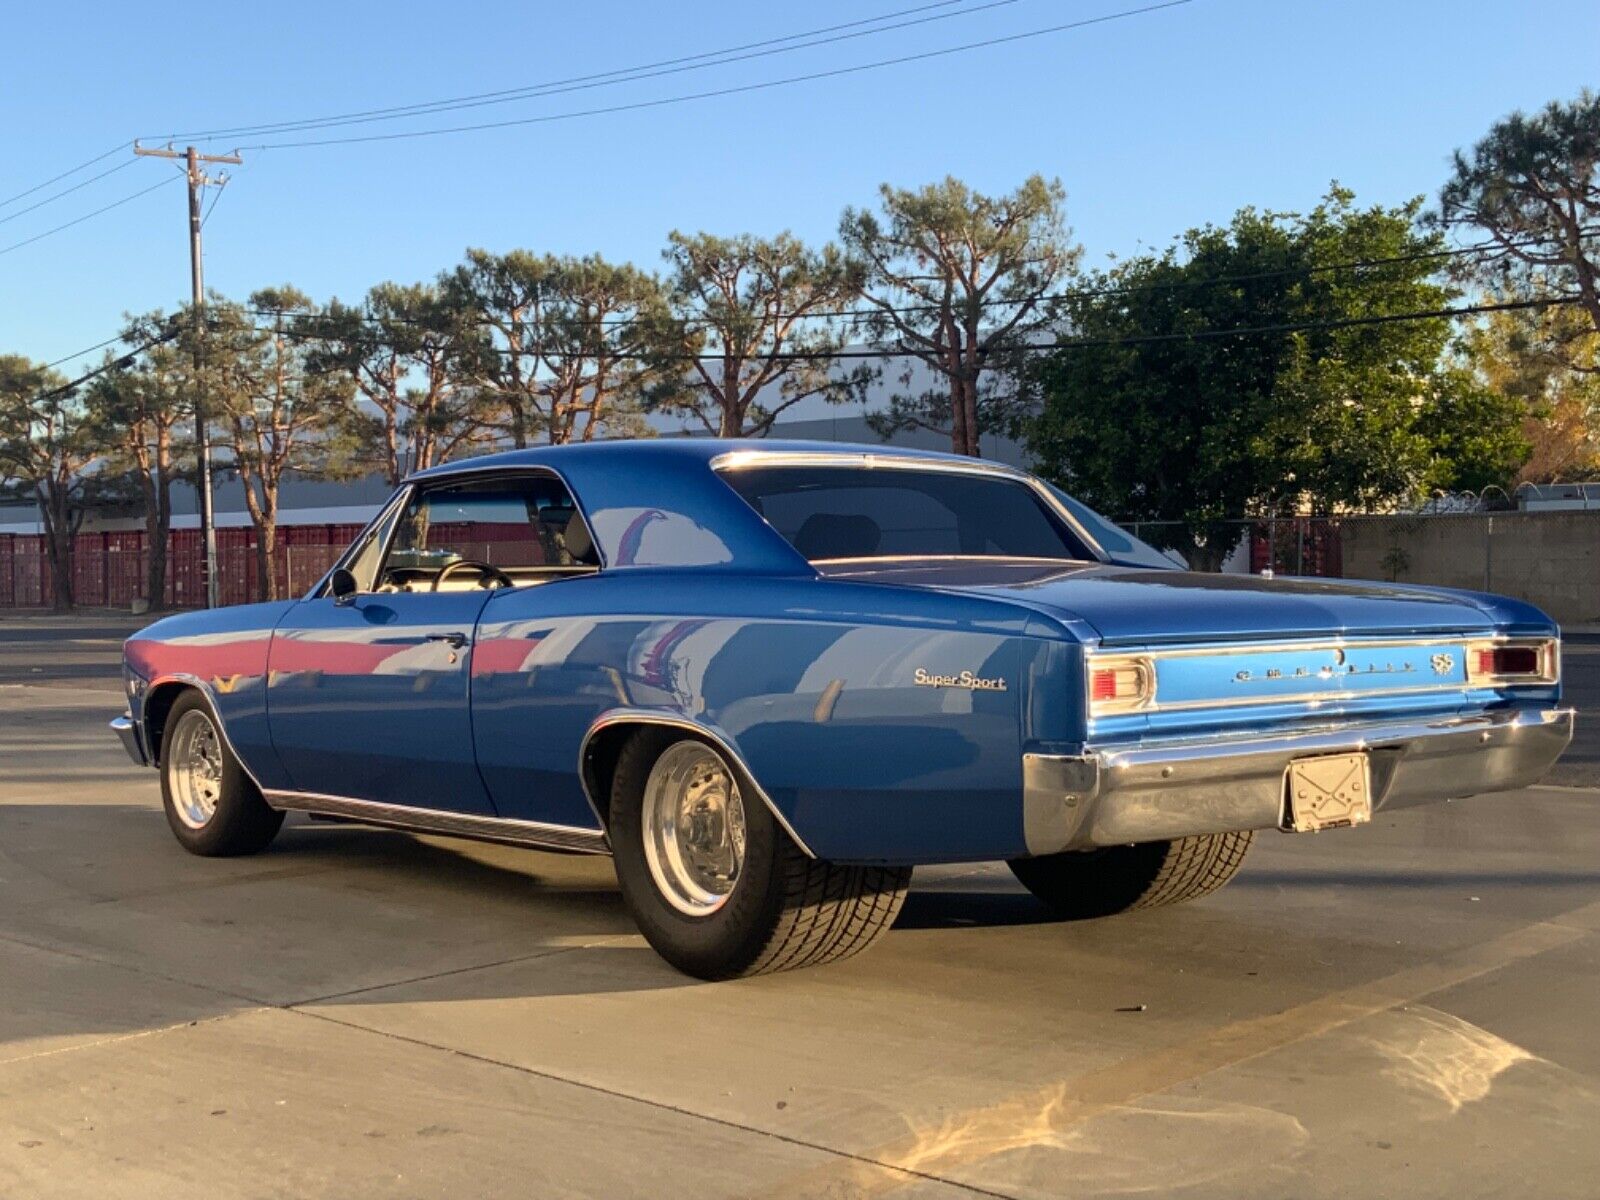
[{"x1": 2, "y1": 615, "x2": 1598, "y2": 1198}]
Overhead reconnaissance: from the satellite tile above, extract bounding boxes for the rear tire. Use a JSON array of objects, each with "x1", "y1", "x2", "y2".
[
  {"x1": 159, "y1": 691, "x2": 284, "y2": 857},
  {"x1": 609, "y1": 729, "x2": 911, "y2": 979},
  {"x1": 1007, "y1": 831, "x2": 1252, "y2": 919}
]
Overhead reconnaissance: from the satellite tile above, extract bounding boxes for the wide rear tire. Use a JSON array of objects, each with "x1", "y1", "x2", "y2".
[
  {"x1": 1007, "y1": 831, "x2": 1253, "y2": 919},
  {"x1": 159, "y1": 691, "x2": 284, "y2": 857},
  {"x1": 609, "y1": 729, "x2": 911, "y2": 979}
]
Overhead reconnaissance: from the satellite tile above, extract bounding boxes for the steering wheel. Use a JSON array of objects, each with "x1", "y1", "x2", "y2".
[{"x1": 431, "y1": 559, "x2": 514, "y2": 592}]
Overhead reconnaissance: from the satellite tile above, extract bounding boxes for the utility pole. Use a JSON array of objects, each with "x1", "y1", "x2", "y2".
[{"x1": 133, "y1": 142, "x2": 241, "y2": 609}]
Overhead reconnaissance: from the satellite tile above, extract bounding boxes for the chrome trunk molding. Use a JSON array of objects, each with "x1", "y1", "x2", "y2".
[{"x1": 264, "y1": 790, "x2": 611, "y2": 855}]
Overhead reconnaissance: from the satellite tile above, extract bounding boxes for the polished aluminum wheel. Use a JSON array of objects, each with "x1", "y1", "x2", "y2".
[
  {"x1": 641, "y1": 741, "x2": 748, "y2": 916},
  {"x1": 167, "y1": 707, "x2": 224, "y2": 830}
]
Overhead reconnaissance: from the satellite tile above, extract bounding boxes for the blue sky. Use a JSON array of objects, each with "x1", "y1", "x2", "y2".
[{"x1": 4, "y1": 0, "x2": 1596, "y2": 373}]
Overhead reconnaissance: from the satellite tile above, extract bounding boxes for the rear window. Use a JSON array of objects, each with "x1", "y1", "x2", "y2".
[{"x1": 719, "y1": 465, "x2": 1093, "y2": 562}]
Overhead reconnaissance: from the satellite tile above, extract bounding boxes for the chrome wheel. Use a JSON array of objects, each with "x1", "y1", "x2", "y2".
[
  {"x1": 641, "y1": 741, "x2": 747, "y2": 917},
  {"x1": 167, "y1": 707, "x2": 224, "y2": 830}
]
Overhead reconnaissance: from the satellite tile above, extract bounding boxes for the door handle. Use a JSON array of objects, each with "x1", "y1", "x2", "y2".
[{"x1": 426, "y1": 632, "x2": 468, "y2": 649}]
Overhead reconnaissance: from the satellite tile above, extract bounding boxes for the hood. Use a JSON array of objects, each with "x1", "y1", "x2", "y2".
[{"x1": 817, "y1": 560, "x2": 1511, "y2": 645}]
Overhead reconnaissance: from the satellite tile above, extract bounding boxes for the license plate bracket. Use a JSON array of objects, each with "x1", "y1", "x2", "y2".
[{"x1": 1286, "y1": 752, "x2": 1372, "y2": 832}]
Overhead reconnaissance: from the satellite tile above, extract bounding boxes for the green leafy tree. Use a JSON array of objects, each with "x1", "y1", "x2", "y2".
[
  {"x1": 1465, "y1": 296, "x2": 1599, "y2": 483},
  {"x1": 84, "y1": 313, "x2": 193, "y2": 610},
  {"x1": 644, "y1": 231, "x2": 872, "y2": 436},
  {"x1": 1024, "y1": 188, "x2": 1526, "y2": 568},
  {"x1": 840, "y1": 175, "x2": 1080, "y2": 456},
  {"x1": 0, "y1": 357, "x2": 96, "y2": 611},
  {"x1": 529, "y1": 255, "x2": 665, "y2": 444},
  {"x1": 313, "y1": 282, "x2": 488, "y2": 486},
  {"x1": 1440, "y1": 90, "x2": 1600, "y2": 365},
  {"x1": 447, "y1": 250, "x2": 667, "y2": 445},
  {"x1": 206, "y1": 289, "x2": 362, "y2": 600},
  {"x1": 443, "y1": 249, "x2": 553, "y2": 449}
]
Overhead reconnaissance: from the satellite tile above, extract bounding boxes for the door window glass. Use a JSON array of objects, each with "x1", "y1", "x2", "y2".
[{"x1": 380, "y1": 475, "x2": 595, "y2": 589}]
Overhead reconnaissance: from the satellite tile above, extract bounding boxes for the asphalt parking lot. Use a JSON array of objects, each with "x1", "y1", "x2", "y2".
[{"x1": 2, "y1": 615, "x2": 1598, "y2": 1199}]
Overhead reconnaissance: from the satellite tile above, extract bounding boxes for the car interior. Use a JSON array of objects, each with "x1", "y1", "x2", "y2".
[{"x1": 341, "y1": 476, "x2": 603, "y2": 595}]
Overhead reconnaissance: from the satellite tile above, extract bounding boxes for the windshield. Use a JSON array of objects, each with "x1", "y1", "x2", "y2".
[{"x1": 719, "y1": 464, "x2": 1094, "y2": 563}]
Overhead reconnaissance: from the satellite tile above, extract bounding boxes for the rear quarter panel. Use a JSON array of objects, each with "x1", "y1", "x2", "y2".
[{"x1": 472, "y1": 572, "x2": 1067, "y2": 862}]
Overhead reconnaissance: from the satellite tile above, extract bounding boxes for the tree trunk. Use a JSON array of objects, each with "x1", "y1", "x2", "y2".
[
  {"x1": 963, "y1": 371, "x2": 982, "y2": 457},
  {"x1": 256, "y1": 522, "x2": 277, "y2": 602},
  {"x1": 947, "y1": 370, "x2": 968, "y2": 457},
  {"x1": 40, "y1": 489, "x2": 74, "y2": 613}
]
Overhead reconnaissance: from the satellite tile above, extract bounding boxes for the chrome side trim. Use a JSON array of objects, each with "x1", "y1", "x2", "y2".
[
  {"x1": 263, "y1": 790, "x2": 611, "y2": 855},
  {"x1": 578, "y1": 707, "x2": 818, "y2": 859},
  {"x1": 1021, "y1": 706, "x2": 1575, "y2": 856},
  {"x1": 110, "y1": 714, "x2": 148, "y2": 766}
]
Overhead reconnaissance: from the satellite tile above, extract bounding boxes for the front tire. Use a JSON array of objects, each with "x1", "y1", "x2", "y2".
[
  {"x1": 1007, "y1": 831, "x2": 1253, "y2": 919},
  {"x1": 610, "y1": 729, "x2": 911, "y2": 979},
  {"x1": 159, "y1": 691, "x2": 284, "y2": 857}
]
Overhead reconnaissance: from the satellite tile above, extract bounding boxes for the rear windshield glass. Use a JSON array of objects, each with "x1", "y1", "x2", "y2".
[{"x1": 720, "y1": 465, "x2": 1093, "y2": 562}]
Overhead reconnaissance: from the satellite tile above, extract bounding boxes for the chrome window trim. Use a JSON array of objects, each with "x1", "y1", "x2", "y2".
[
  {"x1": 709, "y1": 449, "x2": 1109, "y2": 565},
  {"x1": 308, "y1": 485, "x2": 413, "y2": 601},
  {"x1": 1084, "y1": 634, "x2": 1562, "y2": 717},
  {"x1": 263, "y1": 790, "x2": 610, "y2": 855},
  {"x1": 386, "y1": 466, "x2": 606, "y2": 581},
  {"x1": 578, "y1": 707, "x2": 817, "y2": 859}
]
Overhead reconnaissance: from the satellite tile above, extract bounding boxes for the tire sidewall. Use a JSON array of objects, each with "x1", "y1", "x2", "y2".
[
  {"x1": 610, "y1": 730, "x2": 786, "y2": 979},
  {"x1": 159, "y1": 691, "x2": 276, "y2": 856}
]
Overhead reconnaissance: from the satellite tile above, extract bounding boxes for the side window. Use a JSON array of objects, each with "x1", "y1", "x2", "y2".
[
  {"x1": 341, "y1": 492, "x2": 407, "y2": 591},
  {"x1": 379, "y1": 474, "x2": 597, "y2": 591}
]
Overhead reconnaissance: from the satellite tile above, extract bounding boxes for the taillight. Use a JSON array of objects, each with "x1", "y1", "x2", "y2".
[
  {"x1": 1087, "y1": 655, "x2": 1155, "y2": 715},
  {"x1": 1464, "y1": 638, "x2": 1558, "y2": 686}
]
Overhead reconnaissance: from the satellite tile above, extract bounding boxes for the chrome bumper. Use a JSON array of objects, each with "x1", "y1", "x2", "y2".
[
  {"x1": 1022, "y1": 706, "x2": 1575, "y2": 855},
  {"x1": 111, "y1": 714, "x2": 149, "y2": 767}
]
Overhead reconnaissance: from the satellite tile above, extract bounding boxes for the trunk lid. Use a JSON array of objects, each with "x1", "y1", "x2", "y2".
[{"x1": 817, "y1": 560, "x2": 1497, "y2": 645}]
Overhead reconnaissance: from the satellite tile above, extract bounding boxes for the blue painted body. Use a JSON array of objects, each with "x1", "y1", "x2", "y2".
[{"x1": 121, "y1": 440, "x2": 1562, "y2": 866}]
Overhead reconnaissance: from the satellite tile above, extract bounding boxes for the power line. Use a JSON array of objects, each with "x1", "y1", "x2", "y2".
[
  {"x1": 238, "y1": 1, "x2": 1195, "y2": 150},
  {"x1": 43, "y1": 332, "x2": 132, "y2": 370},
  {"x1": 154, "y1": 0, "x2": 1008, "y2": 142},
  {"x1": 238, "y1": 234, "x2": 1572, "y2": 337},
  {"x1": 0, "y1": 142, "x2": 126, "y2": 211},
  {"x1": 28, "y1": 329, "x2": 180, "y2": 404},
  {"x1": 242, "y1": 294, "x2": 1583, "y2": 362},
  {"x1": 0, "y1": 158, "x2": 137, "y2": 228},
  {"x1": 0, "y1": 174, "x2": 178, "y2": 259}
]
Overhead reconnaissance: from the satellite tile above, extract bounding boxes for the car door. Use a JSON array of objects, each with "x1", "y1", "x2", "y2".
[{"x1": 266, "y1": 474, "x2": 576, "y2": 815}]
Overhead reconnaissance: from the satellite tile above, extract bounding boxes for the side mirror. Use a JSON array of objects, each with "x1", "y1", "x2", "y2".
[{"x1": 329, "y1": 567, "x2": 359, "y2": 605}]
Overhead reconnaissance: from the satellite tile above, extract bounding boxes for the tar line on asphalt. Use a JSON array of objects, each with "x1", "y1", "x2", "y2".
[{"x1": 761, "y1": 896, "x2": 1600, "y2": 1198}]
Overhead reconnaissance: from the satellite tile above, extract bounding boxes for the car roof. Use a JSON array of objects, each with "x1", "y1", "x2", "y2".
[{"x1": 405, "y1": 438, "x2": 1012, "y2": 483}]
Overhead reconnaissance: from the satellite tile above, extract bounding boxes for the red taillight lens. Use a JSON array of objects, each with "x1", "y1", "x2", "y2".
[
  {"x1": 1475, "y1": 646, "x2": 1539, "y2": 676},
  {"x1": 1465, "y1": 639, "x2": 1555, "y2": 684},
  {"x1": 1088, "y1": 658, "x2": 1154, "y2": 713}
]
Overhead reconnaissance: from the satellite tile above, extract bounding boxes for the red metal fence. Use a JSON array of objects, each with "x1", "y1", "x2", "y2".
[{"x1": 0, "y1": 524, "x2": 364, "y2": 609}]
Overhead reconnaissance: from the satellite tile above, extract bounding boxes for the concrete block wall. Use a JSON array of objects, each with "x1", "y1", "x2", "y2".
[{"x1": 1340, "y1": 512, "x2": 1600, "y2": 626}]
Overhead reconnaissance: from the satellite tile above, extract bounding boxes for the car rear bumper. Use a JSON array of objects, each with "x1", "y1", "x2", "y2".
[
  {"x1": 111, "y1": 713, "x2": 149, "y2": 767},
  {"x1": 1021, "y1": 705, "x2": 1575, "y2": 855}
]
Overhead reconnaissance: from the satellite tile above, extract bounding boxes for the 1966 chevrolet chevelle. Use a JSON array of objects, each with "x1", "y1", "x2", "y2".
[{"x1": 112, "y1": 440, "x2": 1573, "y2": 978}]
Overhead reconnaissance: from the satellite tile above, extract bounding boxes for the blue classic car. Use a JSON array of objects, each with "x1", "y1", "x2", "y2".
[{"x1": 112, "y1": 441, "x2": 1573, "y2": 978}]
